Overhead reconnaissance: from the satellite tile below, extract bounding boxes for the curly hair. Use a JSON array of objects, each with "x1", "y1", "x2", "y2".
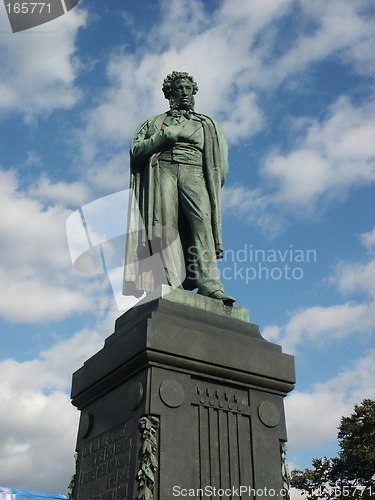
[{"x1": 162, "y1": 71, "x2": 198, "y2": 100}]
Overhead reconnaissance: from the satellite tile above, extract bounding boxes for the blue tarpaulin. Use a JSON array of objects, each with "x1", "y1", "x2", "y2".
[{"x1": 0, "y1": 487, "x2": 67, "y2": 500}]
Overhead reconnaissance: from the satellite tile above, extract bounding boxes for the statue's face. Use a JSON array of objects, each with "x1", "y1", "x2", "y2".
[{"x1": 171, "y1": 78, "x2": 194, "y2": 109}]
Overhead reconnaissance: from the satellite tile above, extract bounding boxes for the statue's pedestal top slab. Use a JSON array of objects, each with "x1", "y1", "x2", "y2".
[{"x1": 134, "y1": 285, "x2": 249, "y2": 322}]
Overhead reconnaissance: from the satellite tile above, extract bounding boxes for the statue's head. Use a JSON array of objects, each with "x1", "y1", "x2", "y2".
[{"x1": 162, "y1": 71, "x2": 198, "y2": 111}]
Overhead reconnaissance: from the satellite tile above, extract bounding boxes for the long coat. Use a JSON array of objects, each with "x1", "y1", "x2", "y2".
[{"x1": 123, "y1": 111, "x2": 229, "y2": 295}]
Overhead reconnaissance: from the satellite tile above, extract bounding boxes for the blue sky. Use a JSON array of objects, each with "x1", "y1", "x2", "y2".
[{"x1": 0, "y1": 0, "x2": 374, "y2": 495}]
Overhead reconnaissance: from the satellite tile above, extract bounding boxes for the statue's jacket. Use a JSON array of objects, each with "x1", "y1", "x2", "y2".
[{"x1": 123, "y1": 112, "x2": 229, "y2": 294}]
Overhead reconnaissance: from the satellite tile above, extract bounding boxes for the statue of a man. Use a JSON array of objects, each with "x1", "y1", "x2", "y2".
[{"x1": 123, "y1": 71, "x2": 235, "y2": 305}]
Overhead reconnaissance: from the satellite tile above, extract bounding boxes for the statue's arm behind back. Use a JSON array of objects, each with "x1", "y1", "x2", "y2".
[
  {"x1": 210, "y1": 116, "x2": 229, "y2": 185},
  {"x1": 199, "y1": 114, "x2": 229, "y2": 186}
]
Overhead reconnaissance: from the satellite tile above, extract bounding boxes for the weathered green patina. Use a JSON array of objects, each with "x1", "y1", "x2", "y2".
[{"x1": 123, "y1": 71, "x2": 235, "y2": 305}]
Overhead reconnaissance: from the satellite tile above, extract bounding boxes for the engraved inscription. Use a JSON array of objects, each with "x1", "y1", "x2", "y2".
[{"x1": 77, "y1": 418, "x2": 134, "y2": 500}]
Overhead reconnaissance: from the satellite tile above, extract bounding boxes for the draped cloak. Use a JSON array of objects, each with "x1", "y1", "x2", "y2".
[{"x1": 123, "y1": 112, "x2": 229, "y2": 295}]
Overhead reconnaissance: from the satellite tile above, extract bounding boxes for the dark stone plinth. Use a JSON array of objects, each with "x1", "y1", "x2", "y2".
[{"x1": 71, "y1": 294, "x2": 295, "y2": 500}]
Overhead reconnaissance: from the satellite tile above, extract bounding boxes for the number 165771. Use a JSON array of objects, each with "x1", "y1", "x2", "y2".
[{"x1": 5, "y1": 3, "x2": 51, "y2": 14}]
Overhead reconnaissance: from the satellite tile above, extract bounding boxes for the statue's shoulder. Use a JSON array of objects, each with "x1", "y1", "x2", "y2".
[
  {"x1": 196, "y1": 113, "x2": 226, "y2": 139},
  {"x1": 196, "y1": 113, "x2": 222, "y2": 129},
  {"x1": 132, "y1": 113, "x2": 168, "y2": 138},
  {"x1": 139, "y1": 113, "x2": 168, "y2": 128},
  {"x1": 196, "y1": 112, "x2": 210, "y2": 121}
]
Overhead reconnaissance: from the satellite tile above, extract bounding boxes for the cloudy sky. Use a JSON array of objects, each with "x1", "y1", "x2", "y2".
[{"x1": 0, "y1": 0, "x2": 374, "y2": 495}]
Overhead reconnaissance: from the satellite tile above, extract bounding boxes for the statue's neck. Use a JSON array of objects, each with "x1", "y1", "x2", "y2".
[{"x1": 170, "y1": 108, "x2": 194, "y2": 119}]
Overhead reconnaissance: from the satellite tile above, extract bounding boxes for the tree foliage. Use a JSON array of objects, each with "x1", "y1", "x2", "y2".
[{"x1": 290, "y1": 399, "x2": 375, "y2": 500}]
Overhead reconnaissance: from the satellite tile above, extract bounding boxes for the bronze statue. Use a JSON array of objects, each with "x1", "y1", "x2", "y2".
[{"x1": 123, "y1": 71, "x2": 235, "y2": 305}]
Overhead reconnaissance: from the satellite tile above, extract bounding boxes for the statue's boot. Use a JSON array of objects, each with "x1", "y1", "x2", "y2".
[{"x1": 209, "y1": 290, "x2": 236, "y2": 306}]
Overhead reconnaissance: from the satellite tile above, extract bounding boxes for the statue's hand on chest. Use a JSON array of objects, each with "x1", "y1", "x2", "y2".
[
  {"x1": 163, "y1": 119, "x2": 200, "y2": 144},
  {"x1": 163, "y1": 123, "x2": 184, "y2": 143}
]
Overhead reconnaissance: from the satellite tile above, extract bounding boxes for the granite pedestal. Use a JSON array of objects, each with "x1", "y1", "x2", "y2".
[{"x1": 71, "y1": 287, "x2": 295, "y2": 499}]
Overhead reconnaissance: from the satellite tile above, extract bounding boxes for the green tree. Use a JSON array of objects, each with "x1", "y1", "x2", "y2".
[{"x1": 290, "y1": 399, "x2": 375, "y2": 500}]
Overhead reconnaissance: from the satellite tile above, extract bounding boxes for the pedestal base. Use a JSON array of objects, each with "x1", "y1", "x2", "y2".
[{"x1": 71, "y1": 291, "x2": 295, "y2": 499}]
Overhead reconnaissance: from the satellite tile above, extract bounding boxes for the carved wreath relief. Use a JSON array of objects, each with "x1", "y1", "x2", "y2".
[{"x1": 137, "y1": 416, "x2": 160, "y2": 500}]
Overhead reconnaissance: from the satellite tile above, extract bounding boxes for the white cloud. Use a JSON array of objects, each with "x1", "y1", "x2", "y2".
[
  {"x1": 83, "y1": 152, "x2": 130, "y2": 194},
  {"x1": 76, "y1": 0, "x2": 293, "y2": 159},
  {"x1": 263, "y1": 97, "x2": 375, "y2": 210},
  {"x1": 290, "y1": 488, "x2": 305, "y2": 500},
  {"x1": 76, "y1": 55, "x2": 163, "y2": 163},
  {"x1": 0, "y1": 4, "x2": 87, "y2": 120},
  {"x1": 263, "y1": 230, "x2": 375, "y2": 352},
  {"x1": 334, "y1": 260, "x2": 375, "y2": 300},
  {"x1": 72, "y1": 0, "x2": 374, "y2": 207},
  {"x1": 223, "y1": 97, "x2": 375, "y2": 234},
  {"x1": 0, "y1": 169, "x2": 109, "y2": 323},
  {"x1": 73, "y1": 0, "x2": 375, "y2": 219},
  {"x1": 360, "y1": 226, "x2": 375, "y2": 250},
  {"x1": 219, "y1": 0, "x2": 291, "y2": 27},
  {"x1": 25, "y1": 151, "x2": 42, "y2": 166},
  {"x1": 273, "y1": 302, "x2": 375, "y2": 353},
  {"x1": 268, "y1": 0, "x2": 375, "y2": 81},
  {"x1": 261, "y1": 235, "x2": 375, "y2": 478},
  {"x1": 0, "y1": 273, "x2": 97, "y2": 323},
  {"x1": 151, "y1": 0, "x2": 375, "y2": 94},
  {"x1": 156, "y1": 0, "x2": 210, "y2": 47},
  {"x1": 219, "y1": 93, "x2": 265, "y2": 145},
  {"x1": 0, "y1": 390, "x2": 77, "y2": 494},
  {"x1": 222, "y1": 185, "x2": 281, "y2": 236},
  {"x1": 0, "y1": 314, "x2": 116, "y2": 493},
  {"x1": 0, "y1": 170, "x2": 70, "y2": 270},
  {"x1": 263, "y1": 300, "x2": 375, "y2": 354},
  {"x1": 286, "y1": 348, "x2": 375, "y2": 449},
  {"x1": 28, "y1": 175, "x2": 91, "y2": 208}
]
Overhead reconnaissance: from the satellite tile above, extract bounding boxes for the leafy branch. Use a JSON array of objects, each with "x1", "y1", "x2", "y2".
[{"x1": 137, "y1": 416, "x2": 160, "y2": 500}]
